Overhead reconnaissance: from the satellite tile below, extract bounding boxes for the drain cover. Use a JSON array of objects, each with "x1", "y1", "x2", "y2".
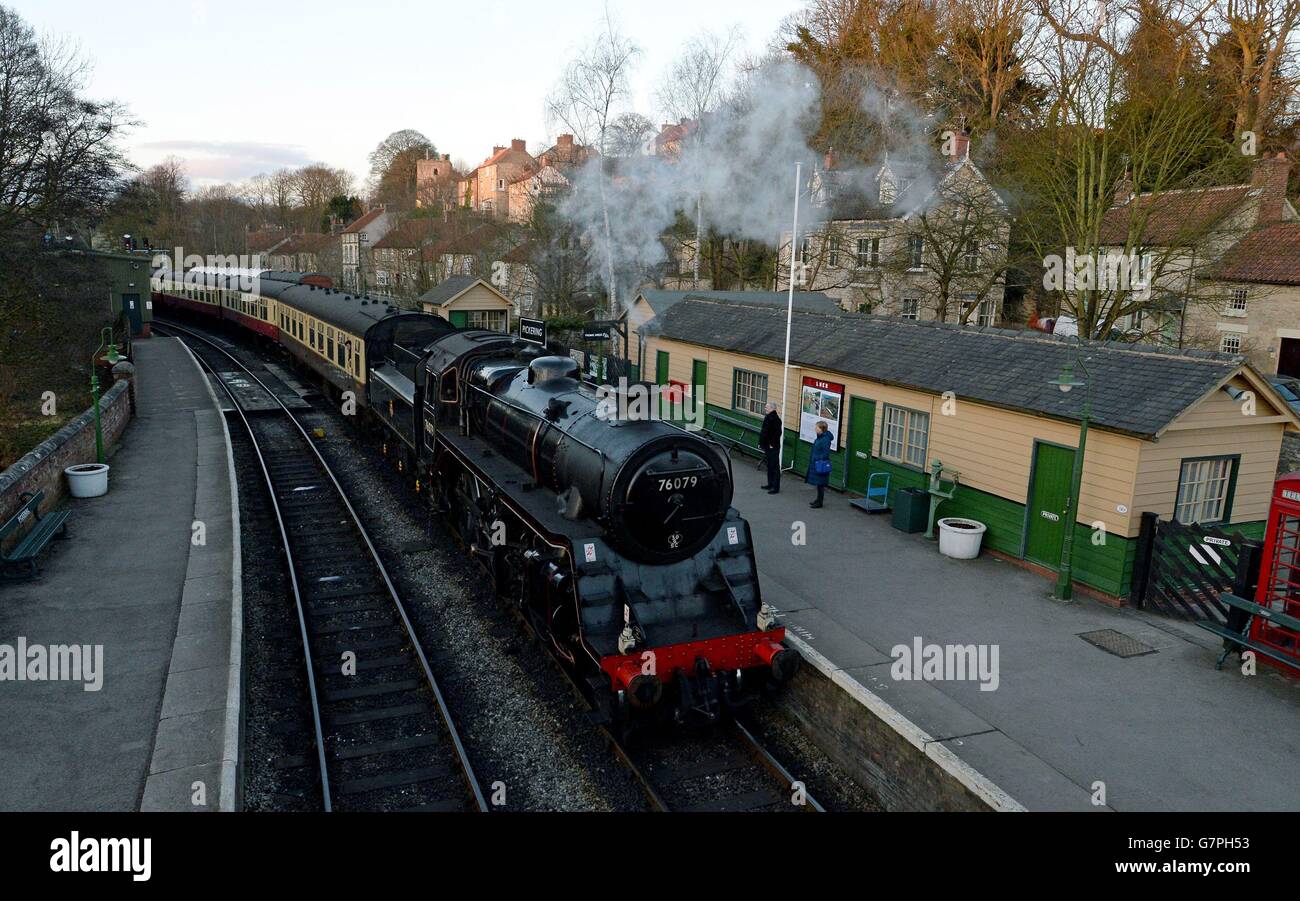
[{"x1": 1078, "y1": 629, "x2": 1156, "y2": 658}]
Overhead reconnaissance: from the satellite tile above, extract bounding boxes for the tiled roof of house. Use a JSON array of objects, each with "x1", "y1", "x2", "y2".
[
  {"x1": 1211, "y1": 222, "x2": 1300, "y2": 285},
  {"x1": 246, "y1": 229, "x2": 289, "y2": 253},
  {"x1": 1098, "y1": 184, "x2": 1255, "y2": 245},
  {"x1": 372, "y1": 219, "x2": 438, "y2": 249},
  {"x1": 275, "y1": 233, "x2": 334, "y2": 254},
  {"x1": 655, "y1": 298, "x2": 1266, "y2": 439},
  {"x1": 341, "y1": 208, "x2": 385, "y2": 235}
]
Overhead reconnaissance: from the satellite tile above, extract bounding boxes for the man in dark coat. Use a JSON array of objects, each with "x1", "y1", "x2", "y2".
[{"x1": 759, "y1": 402, "x2": 782, "y2": 494}]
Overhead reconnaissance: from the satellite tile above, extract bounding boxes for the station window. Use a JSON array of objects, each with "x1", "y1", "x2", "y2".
[
  {"x1": 1174, "y1": 457, "x2": 1237, "y2": 525},
  {"x1": 465, "y1": 310, "x2": 507, "y2": 332},
  {"x1": 881, "y1": 404, "x2": 929, "y2": 468},
  {"x1": 732, "y1": 368, "x2": 769, "y2": 416}
]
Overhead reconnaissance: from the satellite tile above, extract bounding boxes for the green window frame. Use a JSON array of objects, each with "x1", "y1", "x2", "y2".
[
  {"x1": 1174, "y1": 455, "x2": 1239, "y2": 525},
  {"x1": 880, "y1": 403, "x2": 929, "y2": 469}
]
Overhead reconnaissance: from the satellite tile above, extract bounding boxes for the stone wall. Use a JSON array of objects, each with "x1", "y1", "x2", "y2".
[
  {"x1": 778, "y1": 635, "x2": 1020, "y2": 811},
  {"x1": 0, "y1": 378, "x2": 133, "y2": 540}
]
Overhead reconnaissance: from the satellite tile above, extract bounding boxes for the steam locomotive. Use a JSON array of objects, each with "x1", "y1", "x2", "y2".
[
  {"x1": 379, "y1": 329, "x2": 799, "y2": 726},
  {"x1": 152, "y1": 271, "x2": 798, "y2": 727}
]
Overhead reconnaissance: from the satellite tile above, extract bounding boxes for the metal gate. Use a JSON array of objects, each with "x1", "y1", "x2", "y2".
[{"x1": 1131, "y1": 511, "x2": 1262, "y2": 624}]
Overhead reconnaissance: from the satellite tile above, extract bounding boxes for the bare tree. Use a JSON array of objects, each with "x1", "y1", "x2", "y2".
[
  {"x1": 657, "y1": 27, "x2": 741, "y2": 287},
  {"x1": 545, "y1": 11, "x2": 640, "y2": 317}
]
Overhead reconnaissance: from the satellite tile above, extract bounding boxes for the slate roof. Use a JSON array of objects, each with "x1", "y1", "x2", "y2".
[
  {"x1": 1211, "y1": 222, "x2": 1300, "y2": 285},
  {"x1": 418, "y1": 275, "x2": 480, "y2": 307},
  {"x1": 634, "y1": 289, "x2": 841, "y2": 323},
  {"x1": 655, "y1": 298, "x2": 1259, "y2": 438}
]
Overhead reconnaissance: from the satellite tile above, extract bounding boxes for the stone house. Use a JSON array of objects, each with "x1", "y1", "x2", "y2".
[
  {"x1": 507, "y1": 165, "x2": 570, "y2": 224},
  {"x1": 265, "y1": 232, "x2": 336, "y2": 275},
  {"x1": 340, "y1": 207, "x2": 395, "y2": 292},
  {"x1": 370, "y1": 219, "x2": 440, "y2": 300},
  {"x1": 415, "y1": 152, "x2": 459, "y2": 210},
  {"x1": 779, "y1": 132, "x2": 1011, "y2": 324},
  {"x1": 1098, "y1": 153, "x2": 1299, "y2": 373},
  {"x1": 457, "y1": 139, "x2": 537, "y2": 218}
]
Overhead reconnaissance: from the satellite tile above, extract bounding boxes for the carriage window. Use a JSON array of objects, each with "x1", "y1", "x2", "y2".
[{"x1": 1175, "y1": 457, "x2": 1236, "y2": 524}]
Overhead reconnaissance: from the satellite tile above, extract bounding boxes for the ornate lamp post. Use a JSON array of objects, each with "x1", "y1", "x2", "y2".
[
  {"x1": 1048, "y1": 357, "x2": 1090, "y2": 600},
  {"x1": 91, "y1": 327, "x2": 121, "y2": 464}
]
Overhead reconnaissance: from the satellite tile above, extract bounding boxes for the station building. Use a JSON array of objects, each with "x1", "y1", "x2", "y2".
[
  {"x1": 637, "y1": 296, "x2": 1300, "y2": 599},
  {"x1": 418, "y1": 275, "x2": 514, "y2": 332}
]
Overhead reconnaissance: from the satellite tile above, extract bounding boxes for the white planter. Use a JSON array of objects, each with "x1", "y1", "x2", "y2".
[
  {"x1": 938, "y1": 517, "x2": 986, "y2": 559},
  {"x1": 66, "y1": 463, "x2": 110, "y2": 498}
]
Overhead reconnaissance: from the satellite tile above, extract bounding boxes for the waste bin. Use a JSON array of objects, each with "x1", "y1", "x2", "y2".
[{"x1": 891, "y1": 487, "x2": 929, "y2": 533}]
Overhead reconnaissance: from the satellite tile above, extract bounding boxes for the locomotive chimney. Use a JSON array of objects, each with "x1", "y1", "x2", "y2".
[{"x1": 527, "y1": 356, "x2": 580, "y2": 385}]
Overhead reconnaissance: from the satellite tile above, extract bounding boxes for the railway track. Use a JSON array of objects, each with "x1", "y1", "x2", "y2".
[
  {"x1": 609, "y1": 719, "x2": 825, "y2": 812},
  {"x1": 155, "y1": 319, "x2": 486, "y2": 812}
]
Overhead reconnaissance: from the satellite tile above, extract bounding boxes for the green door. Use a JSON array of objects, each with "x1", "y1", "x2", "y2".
[
  {"x1": 123, "y1": 293, "x2": 142, "y2": 334},
  {"x1": 449, "y1": 310, "x2": 468, "y2": 328},
  {"x1": 691, "y1": 360, "x2": 707, "y2": 406},
  {"x1": 846, "y1": 397, "x2": 875, "y2": 493},
  {"x1": 1024, "y1": 442, "x2": 1076, "y2": 567}
]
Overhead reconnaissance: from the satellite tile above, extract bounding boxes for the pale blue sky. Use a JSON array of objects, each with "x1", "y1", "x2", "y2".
[{"x1": 9, "y1": 0, "x2": 801, "y2": 190}]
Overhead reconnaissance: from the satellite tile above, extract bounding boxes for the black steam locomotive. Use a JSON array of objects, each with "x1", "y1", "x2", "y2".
[{"x1": 371, "y1": 327, "x2": 799, "y2": 726}]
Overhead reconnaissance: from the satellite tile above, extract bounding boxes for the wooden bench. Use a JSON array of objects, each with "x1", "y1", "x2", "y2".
[
  {"x1": 1, "y1": 491, "x2": 70, "y2": 579},
  {"x1": 1197, "y1": 592, "x2": 1300, "y2": 671}
]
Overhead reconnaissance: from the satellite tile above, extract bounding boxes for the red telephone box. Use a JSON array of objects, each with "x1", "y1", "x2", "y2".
[{"x1": 1250, "y1": 474, "x2": 1300, "y2": 673}]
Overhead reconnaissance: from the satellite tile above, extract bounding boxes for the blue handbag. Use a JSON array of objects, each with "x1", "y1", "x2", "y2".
[{"x1": 814, "y1": 459, "x2": 832, "y2": 475}]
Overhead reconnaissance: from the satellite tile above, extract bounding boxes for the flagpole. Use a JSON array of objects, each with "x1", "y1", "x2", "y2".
[{"x1": 779, "y1": 161, "x2": 801, "y2": 471}]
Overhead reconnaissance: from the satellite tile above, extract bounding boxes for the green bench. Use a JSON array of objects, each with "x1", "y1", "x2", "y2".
[
  {"x1": 1, "y1": 491, "x2": 70, "y2": 579},
  {"x1": 702, "y1": 410, "x2": 768, "y2": 467},
  {"x1": 1197, "y1": 592, "x2": 1300, "y2": 671}
]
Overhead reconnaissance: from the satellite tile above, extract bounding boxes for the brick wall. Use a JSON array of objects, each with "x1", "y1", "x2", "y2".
[{"x1": 0, "y1": 378, "x2": 133, "y2": 541}]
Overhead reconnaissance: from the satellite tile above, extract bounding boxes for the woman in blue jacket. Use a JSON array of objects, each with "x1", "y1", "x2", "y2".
[{"x1": 806, "y1": 420, "x2": 832, "y2": 508}]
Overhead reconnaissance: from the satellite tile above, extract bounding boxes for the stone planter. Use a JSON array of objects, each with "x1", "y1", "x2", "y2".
[
  {"x1": 938, "y1": 517, "x2": 986, "y2": 559},
  {"x1": 65, "y1": 463, "x2": 109, "y2": 498}
]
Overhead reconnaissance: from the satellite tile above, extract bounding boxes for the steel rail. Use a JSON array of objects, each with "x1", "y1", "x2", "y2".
[{"x1": 155, "y1": 319, "x2": 487, "y2": 812}]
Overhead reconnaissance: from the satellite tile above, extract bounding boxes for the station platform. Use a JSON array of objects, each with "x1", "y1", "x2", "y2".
[
  {"x1": 737, "y1": 463, "x2": 1300, "y2": 811},
  {"x1": 0, "y1": 337, "x2": 240, "y2": 811}
]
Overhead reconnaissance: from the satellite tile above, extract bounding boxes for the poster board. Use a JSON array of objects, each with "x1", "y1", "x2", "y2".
[{"x1": 798, "y1": 376, "x2": 844, "y2": 451}]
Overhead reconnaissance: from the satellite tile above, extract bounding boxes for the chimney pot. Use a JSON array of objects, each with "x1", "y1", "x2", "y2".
[
  {"x1": 1251, "y1": 152, "x2": 1291, "y2": 225},
  {"x1": 511, "y1": 139, "x2": 526, "y2": 151},
  {"x1": 949, "y1": 129, "x2": 971, "y2": 162}
]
